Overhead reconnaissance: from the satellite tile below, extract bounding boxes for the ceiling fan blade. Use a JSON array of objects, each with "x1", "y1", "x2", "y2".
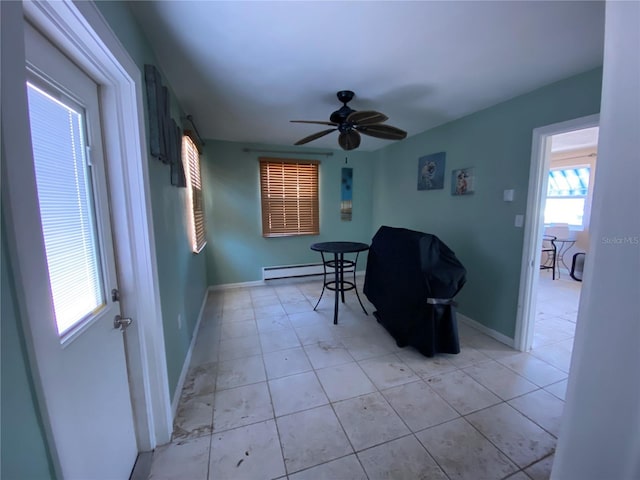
[
  {"x1": 338, "y1": 130, "x2": 361, "y2": 151},
  {"x1": 294, "y1": 128, "x2": 337, "y2": 145},
  {"x1": 347, "y1": 110, "x2": 388, "y2": 125},
  {"x1": 290, "y1": 120, "x2": 337, "y2": 126},
  {"x1": 356, "y1": 124, "x2": 407, "y2": 140}
]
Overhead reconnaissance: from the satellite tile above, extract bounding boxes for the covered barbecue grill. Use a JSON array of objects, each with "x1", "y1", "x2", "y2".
[{"x1": 363, "y1": 226, "x2": 467, "y2": 357}]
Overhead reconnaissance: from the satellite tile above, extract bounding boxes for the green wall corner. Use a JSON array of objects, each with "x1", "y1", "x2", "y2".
[{"x1": 202, "y1": 141, "x2": 374, "y2": 285}]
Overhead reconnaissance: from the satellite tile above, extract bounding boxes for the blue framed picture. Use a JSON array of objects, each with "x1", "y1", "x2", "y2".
[{"x1": 417, "y1": 152, "x2": 446, "y2": 190}]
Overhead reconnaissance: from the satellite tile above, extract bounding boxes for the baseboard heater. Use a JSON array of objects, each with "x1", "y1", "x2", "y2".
[{"x1": 262, "y1": 263, "x2": 325, "y2": 281}]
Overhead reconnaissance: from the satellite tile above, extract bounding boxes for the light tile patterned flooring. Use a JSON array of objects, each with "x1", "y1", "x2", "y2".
[{"x1": 148, "y1": 273, "x2": 581, "y2": 480}]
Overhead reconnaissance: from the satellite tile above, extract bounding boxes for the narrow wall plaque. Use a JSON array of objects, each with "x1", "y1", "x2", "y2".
[{"x1": 341, "y1": 167, "x2": 353, "y2": 221}]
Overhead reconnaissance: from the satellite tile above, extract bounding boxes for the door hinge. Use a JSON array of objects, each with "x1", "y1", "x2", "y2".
[{"x1": 111, "y1": 288, "x2": 120, "y2": 302}]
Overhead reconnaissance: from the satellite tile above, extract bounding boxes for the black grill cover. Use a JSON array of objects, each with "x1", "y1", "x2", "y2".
[{"x1": 364, "y1": 226, "x2": 467, "y2": 357}]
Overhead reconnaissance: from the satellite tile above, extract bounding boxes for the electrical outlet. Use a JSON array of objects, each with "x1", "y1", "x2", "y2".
[{"x1": 177, "y1": 314, "x2": 183, "y2": 329}]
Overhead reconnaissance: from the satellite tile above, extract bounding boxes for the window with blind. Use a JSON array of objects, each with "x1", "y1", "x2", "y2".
[
  {"x1": 182, "y1": 134, "x2": 207, "y2": 252},
  {"x1": 259, "y1": 158, "x2": 320, "y2": 237},
  {"x1": 26, "y1": 81, "x2": 105, "y2": 336}
]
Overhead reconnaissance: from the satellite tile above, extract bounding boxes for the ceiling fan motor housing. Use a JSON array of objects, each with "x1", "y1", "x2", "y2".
[
  {"x1": 329, "y1": 105, "x2": 355, "y2": 127},
  {"x1": 330, "y1": 90, "x2": 356, "y2": 124}
]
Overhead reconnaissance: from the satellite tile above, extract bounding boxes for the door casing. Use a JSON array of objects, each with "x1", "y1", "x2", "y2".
[{"x1": 514, "y1": 113, "x2": 599, "y2": 352}]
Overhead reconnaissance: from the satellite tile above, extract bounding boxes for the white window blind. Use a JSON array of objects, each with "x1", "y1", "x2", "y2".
[
  {"x1": 182, "y1": 135, "x2": 206, "y2": 252},
  {"x1": 27, "y1": 82, "x2": 105, "y2": 336},
  {"x1": 259, "y1": 158, "x2": 320, "y2": 237}
]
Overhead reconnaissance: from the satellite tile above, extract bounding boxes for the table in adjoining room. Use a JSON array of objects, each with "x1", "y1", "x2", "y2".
[
  {"x1": 554, "y1": 238, "x2": 577, "y2": 277},
  {"x1": 310, "y1": 241, "x2": 369, "y2": 325}
]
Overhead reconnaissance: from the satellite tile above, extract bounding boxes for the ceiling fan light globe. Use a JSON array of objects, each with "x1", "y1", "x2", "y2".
[{"x1": 338, "y1": 130, "x2": 361, "y2": 150}]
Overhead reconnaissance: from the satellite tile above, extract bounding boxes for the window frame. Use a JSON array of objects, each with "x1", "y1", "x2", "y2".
[
  {"x1": 25, "y1": 76, "x2": 109, "y2": 338},
  {"x1": 544, "y1": 147, "x2": 597, "y2": 231},
  {"x1": 544, "y1": 165, "x2": 591, "y2": 228},
  {"x1": 259, "y1": 157, "x2": 320, "y2": 238},
  {"x1": 182, "y1": 133, "x2": 207, "y2": 253}
]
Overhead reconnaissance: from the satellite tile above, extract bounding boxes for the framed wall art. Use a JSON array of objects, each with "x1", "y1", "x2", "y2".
[
  {"x1": 451, "y1": 167, "x2": 475, "y2": 195},
  {"x1": 417, "y1": 152, "x2": 446, "y2": 190},
  {"x1": 341, "y1": 167, "x2": 353, "y2": 221}
]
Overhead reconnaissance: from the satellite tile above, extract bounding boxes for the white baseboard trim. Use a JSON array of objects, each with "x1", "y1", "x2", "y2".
[
  {"x1": 209, "y1": 280, "x2": 265, "y2": 291},
  {"x1": 171, "y1": 289, "x2": 209, "y2": 417},
  {"x1": 457, "y1": 313, "x2": 515, "y2": 348}
]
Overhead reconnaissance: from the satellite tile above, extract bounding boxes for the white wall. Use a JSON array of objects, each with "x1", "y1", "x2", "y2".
[{"x1": 552, "y1": 2, "x2": 640, "y2": 479}]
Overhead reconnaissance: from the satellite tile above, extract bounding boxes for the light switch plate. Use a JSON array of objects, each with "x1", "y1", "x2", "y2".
[
  {"x1": 515, "y1": 214, "x2": 524, "y2": 227},
  {"x1": 503, "y1": 189, "x2": 515, "y2": 202}
]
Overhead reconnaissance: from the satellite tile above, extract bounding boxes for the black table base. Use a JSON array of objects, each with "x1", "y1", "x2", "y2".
[{"x1": 311, "y1": 242, "x2": 369, "y2": 324}]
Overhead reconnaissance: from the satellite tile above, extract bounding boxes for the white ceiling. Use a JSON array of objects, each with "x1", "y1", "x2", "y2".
[{"x1": 128, "y1": 1, "x2": 605, "y2": 152}]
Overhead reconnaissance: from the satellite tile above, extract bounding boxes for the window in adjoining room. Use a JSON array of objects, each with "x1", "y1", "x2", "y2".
[
  {"x1": 259, "y1": 158, "x2": 320, "y2": 237},
  {"x1": 544, "y1": 166, "x2": 590, "y2": 228},
  {"x1": 182, "y1": 134, "x2": 206, "y2": 252}
]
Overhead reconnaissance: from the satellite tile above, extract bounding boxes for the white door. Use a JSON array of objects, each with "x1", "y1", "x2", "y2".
[{"x1": 21, "y1": 22, "x2": 138, "y2": 478}]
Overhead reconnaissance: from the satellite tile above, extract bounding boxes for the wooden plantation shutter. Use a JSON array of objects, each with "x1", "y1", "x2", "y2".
[
  {"x1": 259, "y1": 158, "x2": 320, "y2": 237},
  {"x1": 182, "y1": 134, "x2": 206, "y2": 252}
]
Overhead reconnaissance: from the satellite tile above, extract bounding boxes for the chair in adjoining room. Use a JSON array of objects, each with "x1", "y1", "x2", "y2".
[{"x1": 540, "y1": 234, "x2": 557, "y2": 280}]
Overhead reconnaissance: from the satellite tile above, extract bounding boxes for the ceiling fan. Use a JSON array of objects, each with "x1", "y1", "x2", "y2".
[{"x1": 291, "y1": 90, "x2": 407, "y2": 151}]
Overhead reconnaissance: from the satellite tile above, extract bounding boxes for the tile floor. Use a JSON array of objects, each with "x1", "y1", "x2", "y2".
[
  {"x1": 148, "y1": 273, "x2": 581, "y2": 480},
  {"x1": 533, "y1": 269, "x2": 582, "y2": 374}
]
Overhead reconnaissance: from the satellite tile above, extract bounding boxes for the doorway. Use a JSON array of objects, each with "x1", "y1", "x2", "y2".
[
  {"x1": 515, "y1": 114, "x2": 599, "y2": 355},
  {"x1": 532, "y1": 127, "x2": 598, "y2": 367}
]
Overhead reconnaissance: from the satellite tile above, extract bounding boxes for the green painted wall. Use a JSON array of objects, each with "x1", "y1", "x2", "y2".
[
  {"x1": 203, "y1": 141, "x2": 373, "y2": 285},
  {"x1": 1, "y1": 2, "x2": 55, "y2": 476},
  {"x1": 96, "y1": 2, "x2": 209, "y2": 397},
  {"x1": 372, "y1": 68, "x2": 603, "y2": 338},
  {"x1": 1, "y1": 224, "x2": 56, "y2": 480}
]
